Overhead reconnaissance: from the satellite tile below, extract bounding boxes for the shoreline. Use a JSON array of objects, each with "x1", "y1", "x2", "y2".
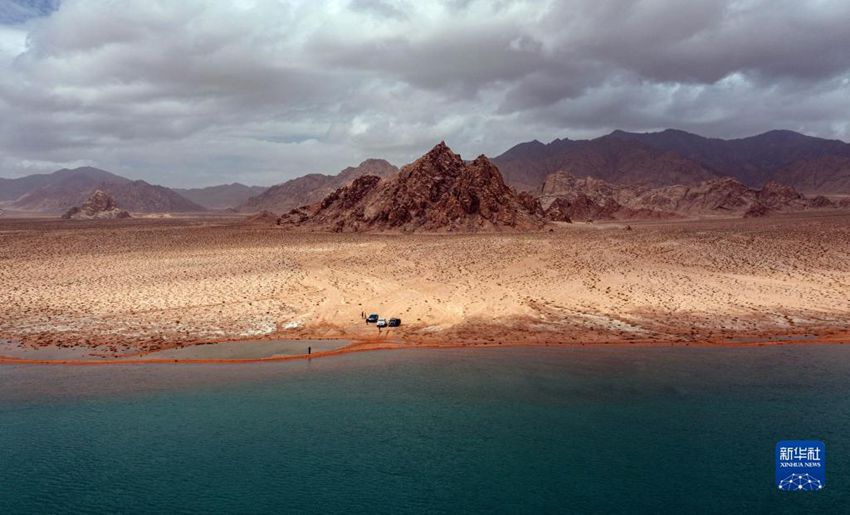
[{"x1": 2, "y1": 332, "x2": 848, "y2": 366}]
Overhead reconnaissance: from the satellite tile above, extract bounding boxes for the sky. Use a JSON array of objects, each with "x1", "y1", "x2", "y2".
[{"x1": 1, "y1": 0, "x2": 849, "y2": 187}]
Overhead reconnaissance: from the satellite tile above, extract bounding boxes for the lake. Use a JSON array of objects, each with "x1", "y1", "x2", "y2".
[{"x1": 1, "y1": 345, "x2": 848, "y2": 513}]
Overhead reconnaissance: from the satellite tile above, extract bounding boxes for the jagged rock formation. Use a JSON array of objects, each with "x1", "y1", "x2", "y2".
[
  {"x1": 539, "y1": 171, "x2": 832, "y2": 221},
  {"x1": 280, "y1": 143, "x2": 546, "y2": 232},
  {"x1": 516, "y1": 191, "x2": 545, "y2": 218},
  {"x1": 61, "y1": 190, "x2": 131, "y2": 219},
  {"x1": 539, "y1": 172, "x2": 676, "y2": 221},
  {"x1": 542, "y1": 198, "x2": 572, "y2": 223},
  {"x1": 239, "y1": 158, "x2": 398, "y2": 213}
]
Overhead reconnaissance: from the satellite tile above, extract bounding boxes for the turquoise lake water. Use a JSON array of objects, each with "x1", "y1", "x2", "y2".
[{"x1": 1, "y1": 345, "x2": 848, "y2": 513}]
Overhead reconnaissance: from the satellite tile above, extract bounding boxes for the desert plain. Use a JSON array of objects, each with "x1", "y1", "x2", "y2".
[{"x1": 1, "y1": 211, "x2": 849, "y2": 360}]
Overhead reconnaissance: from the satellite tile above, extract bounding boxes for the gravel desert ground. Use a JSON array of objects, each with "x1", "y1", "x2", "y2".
[{"x1": 1, "y1": 212, "x2": 849, "y2": 359}]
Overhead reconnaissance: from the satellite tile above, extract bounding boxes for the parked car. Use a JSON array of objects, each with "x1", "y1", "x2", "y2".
[
  {"x1": 388, "y1": 318, "x2": 401, "y2": 327},
  {"x1": 366, "y1": 313, "x2": 379, "y2": 323},
  {"x1": 377, "y1": 318, "x2": 387, "y2": 328}
]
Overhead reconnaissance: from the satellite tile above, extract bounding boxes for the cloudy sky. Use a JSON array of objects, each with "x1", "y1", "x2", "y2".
[{"x1": 1, "y1": 0, "x2": 849, "y2": 187}]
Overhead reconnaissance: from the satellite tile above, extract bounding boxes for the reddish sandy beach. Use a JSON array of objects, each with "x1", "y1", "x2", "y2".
[{"x1": 2, "y1": 334, "x2": 850, "y2": 366}]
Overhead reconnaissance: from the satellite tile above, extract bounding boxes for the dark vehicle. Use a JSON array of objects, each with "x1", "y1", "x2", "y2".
[
  {"x1": 366, "y1": 313, "x2": 379, "y2": 323},
  {"x1": 388, "y1": 318, "x2": 401, "y2": 327}
]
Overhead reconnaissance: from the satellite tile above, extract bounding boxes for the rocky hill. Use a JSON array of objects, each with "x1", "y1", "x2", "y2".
[
  {"x1": 539, "y1": 171, "x2": 829, "y2": 221},
  {"x1": 11, "y1": 167, "x2": 131, "y2": 211},
  {"x1": 239, "y1": 159, "x2": 398, "y2": 213},
  {"x1": 280, "y1": 143, "x2": 545, "y2": 232},
  {"x1": 61, "y1": 190, "x2": 131, "y2": 220},
  {"x1": 101, "y1": 180, "x2": 206, "y2": 212}
]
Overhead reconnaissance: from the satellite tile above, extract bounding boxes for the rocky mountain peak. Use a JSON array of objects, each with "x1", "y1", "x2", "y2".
[
  {"x1": 401, "y1": 141, "x2": 466, "y2": 179},
  {"x1": 280, "y1": 142, "x2": 546, "y2": 232}
]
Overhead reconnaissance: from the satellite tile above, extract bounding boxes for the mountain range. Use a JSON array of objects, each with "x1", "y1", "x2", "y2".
[
  {"x1": 2, "y1": 129, "x2": 850, "y2": 217},
  {"x1": 2, "y1": 167, "x2": 205, "y2": 213},
  {"x1": 493, "y1": 129, "x2": 850, "y2": 194},
  {"x1": 0, "y1": 167, "x2": 264, "y2": 213},
  {"x1": 0, "y1": 167, "x2": 125, "y2": 203}
]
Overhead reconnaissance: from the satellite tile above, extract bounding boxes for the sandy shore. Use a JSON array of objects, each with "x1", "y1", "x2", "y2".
[{"x1": 1, "y1": 212, "x2": 849, "y2": 360}]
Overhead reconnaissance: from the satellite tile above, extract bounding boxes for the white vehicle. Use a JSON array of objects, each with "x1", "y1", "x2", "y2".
[{"x1": 376, "y1": 318, "x2": 387, "y2": 328}]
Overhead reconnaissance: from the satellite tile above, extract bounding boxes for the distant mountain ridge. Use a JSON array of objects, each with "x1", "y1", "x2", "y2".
[
  {"x1": 7, "y1": 167, "x2": 205, "y2": 213},
  {"x1": 0, "y1": 167, "x2": 128, "y2": 202},
  {"x1": 494, "y1": 129, "x2": 850, "y2": 194},
  {"x1": 174, "y1": 183, "x2": 267, "y2": 209},
  {"x1": 492, "y1": 136, "x2": 717, "y2": 192},
  {"x1": 608, "y1": 129, "x2": 850, "y2": 192},
  {"x1": 239, "y1": 158, "x2": 399, "y2": 213}
]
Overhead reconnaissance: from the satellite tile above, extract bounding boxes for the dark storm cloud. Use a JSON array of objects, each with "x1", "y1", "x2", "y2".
[
  {"x1": 0, "y1": 0, "x2": 59, "y2": 24},
  {"x1": 565, "y1": 0, "x2": 850, "y2": 84},
  {"x1": 0, "y1": 0, "x2": 848, "y2": 186}
]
